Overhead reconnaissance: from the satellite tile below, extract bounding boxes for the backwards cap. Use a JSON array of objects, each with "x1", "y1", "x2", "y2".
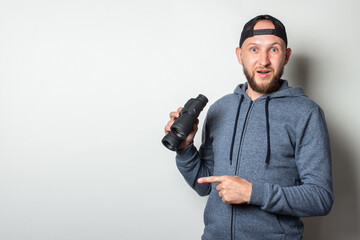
[{"x1": 239, "y1": 15, "x2": 287, "y2": 47}]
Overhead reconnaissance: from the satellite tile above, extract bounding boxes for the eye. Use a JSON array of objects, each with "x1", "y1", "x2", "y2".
[
  {"x1": 270, "y1": 48, "x2": 278, "y2": 53},
  {"x1": 250, "y1": 47, "x2": 257, "y2": 52}
]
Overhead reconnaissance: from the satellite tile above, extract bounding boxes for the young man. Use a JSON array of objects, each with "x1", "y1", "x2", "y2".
[{"x1": 165, "y1": 15, "x2": 334, "y2": 240}]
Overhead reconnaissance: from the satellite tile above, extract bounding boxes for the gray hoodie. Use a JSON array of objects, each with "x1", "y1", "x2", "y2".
[{"x1": 176, "y1": 80, "x2": 334, "y2": 240}]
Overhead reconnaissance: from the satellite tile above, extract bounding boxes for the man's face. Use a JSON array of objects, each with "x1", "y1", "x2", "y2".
[{"x1": 236, "y1": 20, "x2": 291, "y2": 94}]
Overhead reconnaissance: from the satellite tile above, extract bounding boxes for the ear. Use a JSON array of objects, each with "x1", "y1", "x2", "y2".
[
  {"x1": 235, "y1": 47, "x2": 243, "y2": 65},
  {"x1": 284, "y1": 48, "x2": 292, "y2": 65}
]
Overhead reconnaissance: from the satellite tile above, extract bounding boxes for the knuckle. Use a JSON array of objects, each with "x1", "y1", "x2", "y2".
[
  {"x1": 223, "y1": 195, "x2": 230, "y2": 202},
  {"x1": 223, "y1": 175, "x2": 231, "y2": 181}
]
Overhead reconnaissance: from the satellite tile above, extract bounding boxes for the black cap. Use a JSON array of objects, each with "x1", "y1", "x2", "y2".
[{"x1": 239, "y1": 15, "x2": 287, "y2": 48}]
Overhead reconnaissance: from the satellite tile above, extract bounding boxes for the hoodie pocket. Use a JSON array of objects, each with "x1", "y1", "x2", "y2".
[
  {"x1": 295, "y1": 178, "x2": 303, "y2": 186},
  {"x1": 277, "y1": 215, "x2": 304, "y2": 238},
  {"x1": 234, "y1": 205, "x2": 286, "y2": 239}
]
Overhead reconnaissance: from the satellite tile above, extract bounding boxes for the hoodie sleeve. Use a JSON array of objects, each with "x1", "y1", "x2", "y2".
[
  {"x1": 249, "y1": 106, "x2": 334, "y2": 217},
  {"x1": 175, "y1": 114, "x2": 214, "y2": 197}
]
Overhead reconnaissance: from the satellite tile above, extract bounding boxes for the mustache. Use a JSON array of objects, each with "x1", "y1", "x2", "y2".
[{"x1": 255, "y1": 67, "x2": 273, "y2": 72}]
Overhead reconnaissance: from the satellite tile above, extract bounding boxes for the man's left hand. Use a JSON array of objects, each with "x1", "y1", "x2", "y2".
[{"x1": 198, "y1": 176, "x2": 252, "y2": 204}]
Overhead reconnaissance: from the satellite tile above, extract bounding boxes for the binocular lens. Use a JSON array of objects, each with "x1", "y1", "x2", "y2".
[
  {"x1": 162, "y1": 131, "x2": 183, "y2": 151},
  {"x1": 162, "y1": 140, "x2": 176, "y2": 151}
]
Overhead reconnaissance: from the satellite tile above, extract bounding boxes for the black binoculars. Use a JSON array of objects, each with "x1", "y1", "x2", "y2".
[{"x1": 162, "y1": 94, "x2": 208, "y2": 151}]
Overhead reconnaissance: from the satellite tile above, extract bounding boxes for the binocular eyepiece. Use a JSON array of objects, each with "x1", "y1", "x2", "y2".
[{"x1": 162, "y1": 94, "x2": 208, "y2": 151}]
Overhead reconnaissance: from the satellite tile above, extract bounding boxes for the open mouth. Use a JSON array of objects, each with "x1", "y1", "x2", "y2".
[
  {"x1": 256, "y1": 69, "x2": 271, "y2": 78},
  {"x1": 257, "y1": 69, "x2": 271, "y2": 74}
]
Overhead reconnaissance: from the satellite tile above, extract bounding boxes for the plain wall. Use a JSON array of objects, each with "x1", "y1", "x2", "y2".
[{"x1": 0, "y1": 0, "x2": 359, "y2": 239}]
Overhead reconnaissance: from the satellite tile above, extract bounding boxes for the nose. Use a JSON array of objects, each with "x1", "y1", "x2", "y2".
[{"x1": 259, "y1": 51, "x2": 270, "y2": 67}]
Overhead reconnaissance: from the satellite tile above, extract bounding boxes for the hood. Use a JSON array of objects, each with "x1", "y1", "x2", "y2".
[{"x1": 233, "y1": 79, "x2": 306, "y2": 99}]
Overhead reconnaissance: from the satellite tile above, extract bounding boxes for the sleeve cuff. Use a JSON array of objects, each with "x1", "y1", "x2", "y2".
[
  {"x1": 175, "y1": 143, "x2": 198, "y2": 165},
  {"x1": 249, "y1": 182, "x2": 266, "y2": 207}
]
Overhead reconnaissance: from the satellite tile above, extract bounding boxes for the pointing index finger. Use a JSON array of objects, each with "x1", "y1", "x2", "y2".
[{"x1": 198, "y1": 176, "x2": 225, "y2": 184}]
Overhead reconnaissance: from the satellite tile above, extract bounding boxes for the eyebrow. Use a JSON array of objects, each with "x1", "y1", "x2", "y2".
[
  {"x1": 247, "y1": 41, "x2": 282, "y2": 47},
  {"x1": 270, "y1": 42, "x2": 282, "y2": 46}
]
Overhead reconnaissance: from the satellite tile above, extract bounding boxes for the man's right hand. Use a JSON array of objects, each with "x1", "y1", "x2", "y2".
[{"x1": 164, "y1": 107, "x2": 199, "y2": 151}]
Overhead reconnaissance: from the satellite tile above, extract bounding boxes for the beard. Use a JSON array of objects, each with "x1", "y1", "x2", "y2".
[{"x1": 243, "y1": 65, "x2": 284, "y2": 94}]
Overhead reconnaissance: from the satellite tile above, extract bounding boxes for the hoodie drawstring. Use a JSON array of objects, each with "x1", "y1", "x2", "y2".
[
  {"x1": 265, "y1": 96, "x2": 271, "y2": 165},
  {"x1": 229, "y1": 95, "x2": 244, "y2": 165},
  {"x1": 229, "y1": 94, "x2": 271, "y2": 166}
]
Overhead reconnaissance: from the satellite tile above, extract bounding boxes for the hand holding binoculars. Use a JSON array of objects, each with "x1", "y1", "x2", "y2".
[{"x1": 162, "y1": 94, "x2": 208, "y2": 151}]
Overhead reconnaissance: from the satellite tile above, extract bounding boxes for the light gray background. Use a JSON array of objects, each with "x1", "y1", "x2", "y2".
[{"x1": 0, "y1": 0, "x2": 359, "y2": 239}]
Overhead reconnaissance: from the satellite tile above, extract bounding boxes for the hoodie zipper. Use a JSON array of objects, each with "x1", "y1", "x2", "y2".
[{"x1": 231, "y1": 100, "x2": 253, "y2": 240}]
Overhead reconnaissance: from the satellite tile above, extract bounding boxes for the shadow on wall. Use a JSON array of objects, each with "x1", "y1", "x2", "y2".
[
  {"x1": 286, "y1": 54, "x2": 310, "y2": 90},
  {"x1": 302, "y1": 127, "x2": 360, "y2": 240},
  {"x1": 288, "y1": 55, "x2": 360, "y2": 240}
]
